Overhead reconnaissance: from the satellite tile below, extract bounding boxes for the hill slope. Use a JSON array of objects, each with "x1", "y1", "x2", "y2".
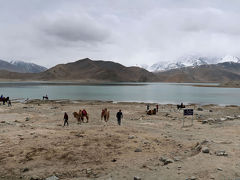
[
  {"x1": 38, "y1": 58, "x2": 158, "y2": 82},
  {"x1": 156, "y1": 62, "x2": 240, "y2": 83}
]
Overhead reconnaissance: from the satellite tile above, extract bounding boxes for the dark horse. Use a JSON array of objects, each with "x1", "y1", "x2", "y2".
[
  {"x1": 0, "y1": 97, "x2": 9, "y2": 105},
  {"x1": 177, "y1": 103, "x2": 185, "y2": 110},
  {"x1": 42, "y1": 96, "x2": 48, "y2": 100}
]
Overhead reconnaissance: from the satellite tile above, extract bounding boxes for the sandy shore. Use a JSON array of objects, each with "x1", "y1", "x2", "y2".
[{"x1": 0, "y1": 100, "x2": 240, "y2": 180}]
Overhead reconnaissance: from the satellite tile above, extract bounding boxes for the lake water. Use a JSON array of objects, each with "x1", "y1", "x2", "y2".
[{"x1": 0, "y1": 82, "x2": 239, "y2": 105}]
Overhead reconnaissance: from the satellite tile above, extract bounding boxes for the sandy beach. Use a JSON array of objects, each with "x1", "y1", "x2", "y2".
[{"x1": 0, "y1": 100, "x2": 240, "y2": 180}]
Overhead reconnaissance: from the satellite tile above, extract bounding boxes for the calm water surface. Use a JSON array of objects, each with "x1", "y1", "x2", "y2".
[{"x1": 0, "y1": 82, "x2": 239, "y2": 105}]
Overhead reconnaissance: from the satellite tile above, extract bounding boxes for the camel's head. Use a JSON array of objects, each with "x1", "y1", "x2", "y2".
[{"x1": 73, "y1": 112, "x2": 78, "y2": 117}]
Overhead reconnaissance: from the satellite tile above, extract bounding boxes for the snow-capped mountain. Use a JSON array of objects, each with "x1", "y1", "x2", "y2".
[
  {"x1": 0, "y1": 59, "x2": 47, "y2": 73},
  {"x1": 145, "y1": 55, "x2": 240, "y2": 72},
  {"x1": 219, "y1": 55, "x2": 240, "y2": 63},
  {"x1": 10, "y1": 60, "x2": 47, "y2": 73}
]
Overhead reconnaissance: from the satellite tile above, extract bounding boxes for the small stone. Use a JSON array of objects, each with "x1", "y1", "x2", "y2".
[
  {"x1": 25, "y1": 117, "x2": 30, "y2": 121},
  {"x1": 215, "y1": 150, "x2": 228, "y2": 156},
  {"x1": 202, "y1": 120, "x2": 208, "y2": 124},
  {"x1": 173, "y1": 156, "x2": 180, "y2": 161},
  {"x1": 220, "y1": 118, "x2": 226, "y2": 121},
  {"x1": 190, "y1": 176, "x2": 197, "y2": 180},
  {"x1": 30, "y1": 176, "x2": 40, "y2": 180},
  {"x1": 22, "y1": 168, "x2": 29, "y2": 172},
  {"x1": 164, "y1": 158, "x2": 174, "y2": 165},
  {"x1": 75, "y1": 134, "x2": 84, "y2": 138},
  {"x1": 134, "y1": 176, "x2": 141, "y2": 180},
  {"x1": 111, "y1": 158, "x2": 117, "y2": 162},
  {"x1": 134, "y1": 148, "x2": 142, "y2": 152},
  {"x1": 202, "y1": 147, "x2": 209, "y2": 153},
  {"x1": 217, "y1": 168, "x2": 223, "y2": 171},
  {"x1": 207, "y1": 118, "x2": 214, "y2": 123},
  {"x1": 197, "y1": 108, "x2": 203, "y2": 111},
  {"x1": 160, "y1": 156, "x2": 167, "y2": 162},
  {"x1": 226, "y1": 116, "x2": 235, "y2": 120},
  {"x1": 0, "y1": 121, "x2": 5, "y2": 123},
  {"x1": 45, "y1": 176, "x2": 59, "y2": 180},
  {"x1": 201, "y1": 140, "x2": 208, "y2": 145},
  {"x1": 86, "y1": 169, "x2": 92, "y2": 174},
  {"x1": 209, "y1": 110, "x2": 213, "y2": 112},
  {"x1": 128, "y1": 135, "x2": 135, "y2": 139}
]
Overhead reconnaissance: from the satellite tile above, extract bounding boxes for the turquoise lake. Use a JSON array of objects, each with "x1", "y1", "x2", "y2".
[{"x1": 0, "y1": 82, "x2": 239, "y2": 105}]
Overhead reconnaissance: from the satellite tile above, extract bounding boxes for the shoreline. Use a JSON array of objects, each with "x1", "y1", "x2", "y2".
[{"x1": 22, "y1": 99, "x2": 240, "y2": 107}]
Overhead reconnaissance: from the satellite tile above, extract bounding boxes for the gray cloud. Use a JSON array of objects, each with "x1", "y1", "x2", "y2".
[
  {"x1": 40, "y1": 13, "x2": 110, "y2": 43},
  {"x1": 0, "y1": 0, "x2": 240, "y2": 67}
]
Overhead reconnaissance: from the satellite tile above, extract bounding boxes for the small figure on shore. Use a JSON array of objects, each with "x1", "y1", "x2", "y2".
[
  {"x1": 0, "y1": 94, "x2": 3, "y2": 99},
  {"x1": 147, "y1": 104, "x2": 150, "y2": 111},
  {"x1": 43, "y1": 94, "x2": 48, "y2": 100},
  {"x1": 177, "y1": 102, "x2": 185, "y2": 110},
  {"x1": 116, "y1": 109, "x2": 123, "y2": 125},
  {"x1": 63, "y1": 112, "x2": 69, "y2": 126},
  {"x1": 8, "y1": 100, "x2": 11, "y2": 107},
  {"x1": 156, "y1": 104, "x2": 159, "y2": 112}
]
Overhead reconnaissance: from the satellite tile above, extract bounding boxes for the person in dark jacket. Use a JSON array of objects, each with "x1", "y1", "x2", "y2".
[
  {"x1": 63, "y1": 112, "x2": 69, "y2": 126},
  {"x1": 116, "y1": 109, "x2": 123, "y2": 125}
]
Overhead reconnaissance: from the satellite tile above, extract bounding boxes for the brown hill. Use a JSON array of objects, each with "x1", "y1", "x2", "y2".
[
  {"x1": 156, "y1": 62, "x2": 240, "y2": 83},
  {"x1": 36, "y1": 58, "x2": 158, "y2": 82},
  {"x1": 0, "y1": 58, "x2": 158, "y2": 82}
]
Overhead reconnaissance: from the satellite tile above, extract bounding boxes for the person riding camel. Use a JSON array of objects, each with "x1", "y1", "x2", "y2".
[{"x1": 82, "y1": 109, "x2": 87, "y2": 116}]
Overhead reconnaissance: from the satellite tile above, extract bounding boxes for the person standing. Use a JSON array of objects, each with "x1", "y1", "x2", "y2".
[
  {"x1": 147, "y1": 104, "x2": 150, "y2": 111},
  {"x1": 156, "y1": 104, "x2": 159, "y2": 112},
  {"x1": 63, "y1": 112, "x2": 69, "y2": 126},
  {"x1": 116, "y1": 109, "x2": 123, "y2": 126}
]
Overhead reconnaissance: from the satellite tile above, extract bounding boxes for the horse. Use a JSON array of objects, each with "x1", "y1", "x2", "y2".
[
  {"x1": 147, "y1": 108, "x2": 157, "y2": 115},
  {"x1": 43, "y1": 96, "x2": 48, "y2": 100},
  {"x1": 73, "y1": 109, "x2": 89, "y2": 124},
  {"x1": 0, "y1": 97, "x2": 9, "y2": 105},
  {"x1": 101, "y1": 108, "x2": 110, "y2": 122},
  {"x1": 177, "y1": 103, "x2": 185, "y2": 110}
]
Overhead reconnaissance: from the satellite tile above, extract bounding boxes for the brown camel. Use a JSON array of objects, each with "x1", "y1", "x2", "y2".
[
  {"x1": 72, "y1": 109, "x2": 89, "y2": 124},
  {"x1": 101, "y1": 108, "x2": 110, "y2": 122},
  {"x1": 147, "y1": 108, "x2": 157, "y2": 115}
]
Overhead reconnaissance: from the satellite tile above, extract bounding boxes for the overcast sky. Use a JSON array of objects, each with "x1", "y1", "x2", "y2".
[{"x1": 0, "y1": 0, "x2": 240, "y2": 68}]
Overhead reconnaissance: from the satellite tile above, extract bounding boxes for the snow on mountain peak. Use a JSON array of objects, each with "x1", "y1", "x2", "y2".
[
  {"x1": 219, "y1": 55, "x2": 240, "y2": 63},
  {"x1": 144, "y1": 55, "x2": 240, "y2": 72},
  {"x1": 9, "y1": 60, "x2": 47, "y2": 73},
  {"x1": 147, "y1": 55, "x2": 209, "y2": 72}
]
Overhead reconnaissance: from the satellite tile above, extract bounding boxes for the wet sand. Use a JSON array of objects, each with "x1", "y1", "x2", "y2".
[{"x1": 0, "y1": 100, "x2": 240, "y2": 180}]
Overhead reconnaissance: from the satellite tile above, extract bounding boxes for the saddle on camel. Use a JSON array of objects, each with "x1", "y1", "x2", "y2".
[
  {"x1": 147, "y1": 108, "x2": 157, "y2": 115},
  {"x1": 0, "y1": 96, "x2": 9, "y2": 105},
  {"x1": 73, "y1": 109, "x2": 89, "y2": 124},
  {"x1": 101, "y1": 108, "x2": 110, "y2": 122},
  {"x1": 177, "y1": 103, "x2": 185, "y2": 110}
]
